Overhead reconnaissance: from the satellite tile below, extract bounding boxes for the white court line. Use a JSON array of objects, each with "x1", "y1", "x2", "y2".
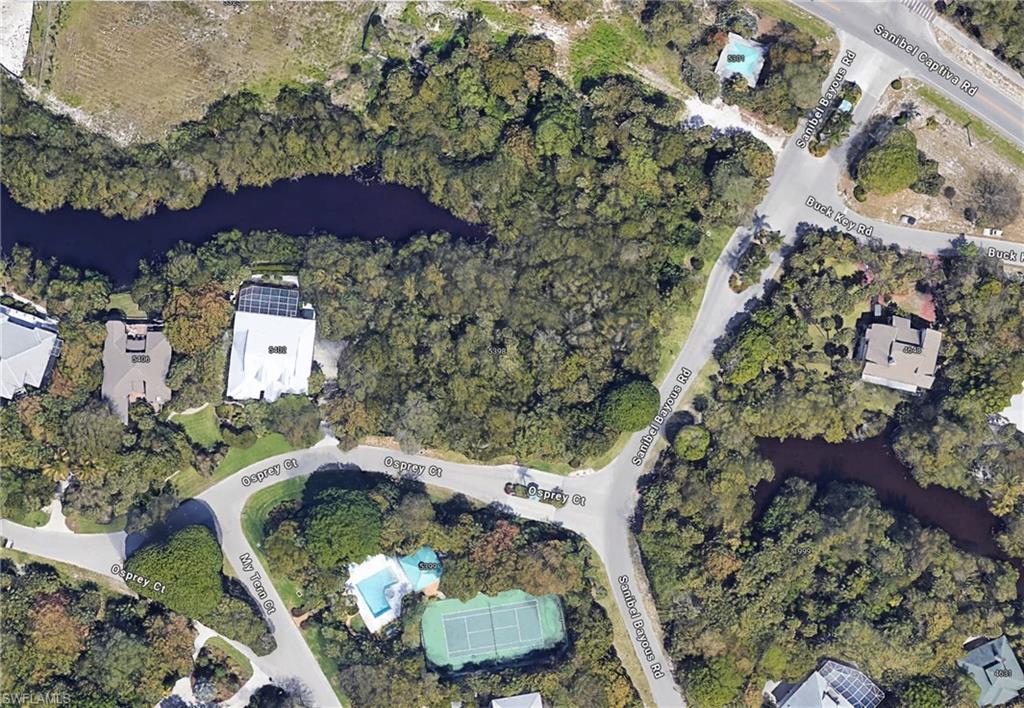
[{"x1": 442, "y1": 600, "x2": 544, "y2": 658}]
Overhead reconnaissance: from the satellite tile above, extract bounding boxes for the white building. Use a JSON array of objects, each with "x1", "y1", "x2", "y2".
[
  {"x1": 1, "y1": 304, "x2": 61, "y2": 400},
  {"x1": 345, "y1": 546, "x2": 442, "y2": 634},
  {"x1": 225, "y1": 283, "x2": 315, "y2": 401},
  {"x1": 764, "y1": 660, "x2": 883, "y2": 708},
  {"x1": 999, "y1": 383, "x2": 1024, "y2": 433}
]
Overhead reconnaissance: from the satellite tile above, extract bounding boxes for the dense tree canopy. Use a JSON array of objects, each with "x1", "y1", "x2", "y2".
[
  {"x1": 303, "y1": 489, "x2": 383, "y2": 569},
  {"x1": 253, "y1": 469, "x2": 637, "y2": 707},
  {"x1": 125, "y1": 525, "x2": 225, "y2": 617},
  {"x1": 1, "y1": 559, "x2": 195, "y2": 706},
  {"x1": 637, "y1": 229, "x2": 1024, "y2": 705},
  {"x1": 1, "y1": 17, "x2": 774, "y2": 481},
  {"x1": 856, "y1": 127, "x2": 920, "y2": 195},
  {"x1": 600, "y1": 380, "x2": 661, "y2": 431}
]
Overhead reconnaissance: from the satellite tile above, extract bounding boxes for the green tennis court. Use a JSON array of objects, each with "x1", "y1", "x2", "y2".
[{"x1": 421, "y1": 590, "x2": 566, "y2": 670}]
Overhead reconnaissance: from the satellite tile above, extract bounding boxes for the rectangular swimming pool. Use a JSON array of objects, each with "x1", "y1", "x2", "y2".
[{"x1": 356, "y1": 567, "x2": 398, "y2": 617}]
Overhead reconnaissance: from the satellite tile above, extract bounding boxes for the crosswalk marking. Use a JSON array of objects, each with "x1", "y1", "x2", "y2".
[{"x1": 899, "y1": 0, "x2": 937, "y2": 23}]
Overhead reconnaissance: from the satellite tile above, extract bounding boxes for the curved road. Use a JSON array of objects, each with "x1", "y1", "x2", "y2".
[{"x1": 3, "y1": 5, "x2": 1022, "y2": 707}]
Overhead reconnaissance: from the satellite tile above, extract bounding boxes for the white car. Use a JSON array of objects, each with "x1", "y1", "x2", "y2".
[{"x1": 982, "y1": 227, "x2": 1004, "y2": 237}]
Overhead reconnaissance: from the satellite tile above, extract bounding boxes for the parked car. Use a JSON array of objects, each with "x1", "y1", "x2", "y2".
[
  {"x1": 900, "y1": 214, "x2": 917, "y2": 225},
  {"x1": 982, "y1": 227, "x2": 1004, "y2": 237}
]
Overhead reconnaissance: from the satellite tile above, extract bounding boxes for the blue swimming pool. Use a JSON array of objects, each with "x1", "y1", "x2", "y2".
[
  {"x1": 718, "y1": 33, "x2": 766, "y2": 87},
  {"x1": 356, "y1": 567, "x2": 398, "y2": 617}
]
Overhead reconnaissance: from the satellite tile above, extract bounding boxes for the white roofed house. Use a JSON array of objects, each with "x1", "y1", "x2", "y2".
[
  {"x1": 764, "y1": 659, "x2": 884, "y2": 708},
  {"x1": 1, "y1": 304, "x2": 62, "y2": 400},
  {"x1": 226, "y1": 283, "x2": 316, "y2": 401}
]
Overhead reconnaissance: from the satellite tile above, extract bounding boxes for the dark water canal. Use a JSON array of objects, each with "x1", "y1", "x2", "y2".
[
  {"x1": 1, "y1": 175, "x2": 488, "y2": 285},
  {"x1": 756, "y1": 435, "x2": 1023, "y2": 595}
]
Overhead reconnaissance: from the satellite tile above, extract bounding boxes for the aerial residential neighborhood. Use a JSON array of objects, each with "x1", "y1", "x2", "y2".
[{"x1": 1, "y1": 1, "x2": 1023, "y2": 707}]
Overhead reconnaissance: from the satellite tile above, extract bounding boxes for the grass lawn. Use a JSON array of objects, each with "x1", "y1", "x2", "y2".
[
  {"x1": 1, "y1": 548, "x2": 126, "y2": 593},
  {"x1": 301, "y1": 623, "x2": 350, "y2": 705},
  {"x1": 106, "y1": 292, "x2": 147, "y2": 318},
  {"x1": 173, "y1": 434, "x2": 296, "y2": 499},
  {"x1": 65, "y1": 513, "x2": 126, "y2": 534},
  {"x1": 4, "y1": 508, "x2": 48, "y2": 528},
  {"x1": 570, "y1": 18, "x2": 644, "y2": 87},
  {"x1": 240, "y1": 476, "x2": 307, "y2": 608},
  {"x1": 203, "y1": 636, "x2": 253, "y2": 683},
  {"x1": 586, "y1": 553, "x2": 656, "y2": 706},
  {"x1": 174, "y1": 405, "x2": 222, "y2": 448},
  {"x1": 916, "y1": 85, "x2": 1024, "y2": 171},
  {"x1": 749, "y1": 0, "x2": 834, "y2": 41}
]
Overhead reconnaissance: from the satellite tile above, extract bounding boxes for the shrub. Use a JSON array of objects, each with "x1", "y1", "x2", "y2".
[
  {"x1": 891, "y1": 78, "x2": 903, "y2": 89},
  {"x1": 600, "y1": 380, "x2": 660, "y2": 431},
  {"x1": 125, "y1": 525, "x2": 224, "y2": 617},
  {"x1": 222, "y1": 427, "x2": 257, "y2": 448},
  {"x1": 673, "y1": 425, "x2": 711, "y2": 461},
  {"x1": 970, "y1": 168, "x2": 1022, "y2": 227},
  {"x1": 942, "y1": 185, "x2": 956, "y2": 200},
  {"x1": 304, "y1": 489, "x2": 382, "y2": 569},
  {"x1": 857, "y1": 127, "x2": 919, "y2": 195},
  {"x1": 853, "y1": 184, "x2": 867, "y2": 202}
]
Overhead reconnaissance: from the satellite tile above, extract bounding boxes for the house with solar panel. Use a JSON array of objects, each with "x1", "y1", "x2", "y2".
[
  {"x1": 345, "y1": 546, "x2": 443, "y2": 633},
  {"x1": 958, "y1": 636, "x2": 1024, "y2": 706},
  {"x1": 1, "y1": 303, "x2": 61, "y2": 400},
  {"x1": 764, "y1": 659, "x2": 884, "y2": 708},
  {"x1": 226, "y1": 280, "x2": 316, "y2": 401}
]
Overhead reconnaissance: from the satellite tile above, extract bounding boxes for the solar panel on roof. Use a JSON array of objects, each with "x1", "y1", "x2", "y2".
[
  {"x1": 820, "y1": 661, "x2": 884, "y2": 708},
  {"x1": 237, "y1": 284, "x2": 300, "y2": 318}
]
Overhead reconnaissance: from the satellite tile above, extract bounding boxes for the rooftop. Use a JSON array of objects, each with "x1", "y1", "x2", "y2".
[
  {"x1": 958, "y1": 636, "x2": 1024, "y2": 706},
  {"x1": 0, "y1": 304, "x2": 61, "y2": 400},
  {"x1": 101, "y1": 320, "x2": 172, "y2": 423},
  {"x1": 226, "y1": 283, "x2": 315, "y2": 401},
  {"x1": 860, "y1": 316, "x2": 941, "y2": 393},
  {"x1": 491, "y1": 693, "x2": 543, "y2": 708},
  {"x1": 715, "y1": 32, "x2": 766, "y2": 88},
  {"x1": 345, "y1": 546, "x2": 443, "y2": 634},
  {"x1": 767, "y1": 660, "x2": 884, "y2": 708}
]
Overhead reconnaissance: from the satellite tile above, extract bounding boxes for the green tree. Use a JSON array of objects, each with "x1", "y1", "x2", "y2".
[
  {"x1": 124, "y1": 525, "x2": 225, "y2": 617},
  {"x1": 600, "y1": 380, "x2": 660, "y2": 431},
  {"x1": 673, "y1": 425, "x2": 711, "y2": 461},
  {"x1": 162, "y1": 286, "x2": 233, "y2": 355},
  {"x1": 857, "y1": 127, "x2": 919, "y2": 195},
  {"x1": 303, "y1": 490, "x2": 382, "y2": 569}
]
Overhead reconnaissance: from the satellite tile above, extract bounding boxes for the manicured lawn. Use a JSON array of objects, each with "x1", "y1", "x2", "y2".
[
  {"x1": 239, "y1": 476, "x2": 348, "y2": 704},
  {"x1": 173, "y1": 434, "x2": 296, "y2": 499},
  {"x1": 916, "y1": 85, "x2": 1024, "y2": 170},
  {"x1": 106, "y1": 292, "x2": 146, "y2": 318},
  {"x1": 748, "y1": 0, "x2": 834, "y2": 41},
  {"x1": 203, "y1": 636, "x2": 253, "y2": 683},
  {"x1": 65, "y1": 513, "x2": 127, "y2": 534},
  {"x1": 240, "y1": 476, "x2": 306, "y2": 608},
  {"x1": 5, "y1": 508, "x2": 48, "y2": 528},
  {"x1": 174, "y1": 405, "x2": 223, "y2": 448}
]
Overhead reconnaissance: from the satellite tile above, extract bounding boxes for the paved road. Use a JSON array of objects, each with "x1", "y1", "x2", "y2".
[
  {"x1": 793, "y1": 0, "x2": 1024, "y2": 149},
  {"x1": 3, "y1": 7, "x2": 1022, "y2": 707}
]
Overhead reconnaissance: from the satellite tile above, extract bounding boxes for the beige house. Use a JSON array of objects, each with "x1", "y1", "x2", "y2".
[
  {"x1": 101, "y1": 321, "x2": 172, "y2": 423},
  {"x1": 859, "y1": 316, "x2": 941, "y2": 393}
]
